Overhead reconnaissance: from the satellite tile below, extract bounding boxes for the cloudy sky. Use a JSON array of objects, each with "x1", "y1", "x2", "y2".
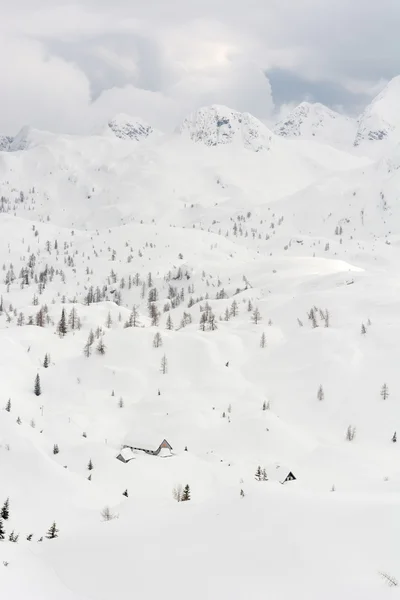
[{"x1": 0, "y1": 0, "x2": 397, "y2": 134}]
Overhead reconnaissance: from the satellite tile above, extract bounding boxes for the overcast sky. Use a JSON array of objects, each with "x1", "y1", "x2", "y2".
[{"x1": 0, "y1": 0, "x2": 398, "y2": 134}]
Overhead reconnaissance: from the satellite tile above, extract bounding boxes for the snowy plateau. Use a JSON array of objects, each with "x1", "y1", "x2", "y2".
[{"x1": 1, "y1": 79, "x2": 400, "y2": 600}]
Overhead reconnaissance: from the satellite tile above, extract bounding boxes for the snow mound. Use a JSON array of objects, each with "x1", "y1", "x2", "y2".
[
  {"x1": 274, "y1": 102, "x2": 356, "y2": 147},
  {"x1": 105, "y1": 114, "x2": 155, "y2": 141},
  {"x1": 354, "y1": 76, "x2": 400, "y2": 146},
  {"x1": 178, "y1": 105, "x2": 273, "y2": 152}
]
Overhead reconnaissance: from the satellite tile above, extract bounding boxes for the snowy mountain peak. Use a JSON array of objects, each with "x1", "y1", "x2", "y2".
[
  {"x1": 105, "y1": 114, "x2": 155, "y2": 141},
  {"x1": 8, "y1": 125, "x2": 55, "y2": 151},
  {"x1": 274, "y1": 102, "x2": 356, "y2": 147},
  {"x1": 178, "y1": 105, "x2": 273, "y2": 152},
  {"x1": 354, "y1": 77, "x2": 400, "y2": 147},
  {"x1": 0, "y1": 135, "x2": 13, "y2": 151}
]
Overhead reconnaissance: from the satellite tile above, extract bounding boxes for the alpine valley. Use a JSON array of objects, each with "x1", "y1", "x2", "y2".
[{"x1": 1, "y1": 78, "x2": 400, "y2": 600}]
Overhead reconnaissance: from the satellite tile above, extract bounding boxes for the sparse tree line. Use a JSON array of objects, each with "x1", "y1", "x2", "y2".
[{"x1": 0, "y1": 497, "x2": 58, "y2": 544}]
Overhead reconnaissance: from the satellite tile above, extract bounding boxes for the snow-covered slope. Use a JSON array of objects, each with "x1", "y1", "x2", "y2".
[
  {"x1": 1, "y1": 100, "x2": 400, "y2": 600},
  {"x1": 104, "y1": 113, "x2": 156, "y2": 141},
  {"x1": 178, "y1": 104, "x2": 273, "y2": 152},
  {"x1": 354, "y1": 77, "x2": 400, "y2": 147},
  {"x1": 274, "y1": 102, "x2": 356, "y2": 148}
]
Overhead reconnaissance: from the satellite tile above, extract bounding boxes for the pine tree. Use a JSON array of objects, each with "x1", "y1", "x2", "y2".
[
  {"x1": 381, "y1": 383, "x2": 389, "y2": 400},
  {"x1": 8, "y1": 530, "x2": 19, "y2": 543},
  {"x1": 1, "y1": 498, "x2": 9, "y2": 520},
  {"x1": 166, "y1": 314, "x2": 173, "y2": 330},
  {"x1": 123, "y1": 489, "x2": 128, "y2": 497},
  {"x1": 26, "y1": 533, "x2": 33, "y2": 541},
  {"x1": 69, "y1": 307, "x2": 78, "y2": 330},
  {"x1": 392, "y1": 431, "x2": 397, "y2": 443},
  {"x1": 43, "y1": 353, "x2": 49, "y2": 368},
  {"x1": 361, "y1": 323, "x2": 367, "y2": 335},
  {"x1": 230, "y1": 300, "x2": 238, "y2": 317},
  {"x1": 181, "y1": 484, "x2": 191, "y2": 501},
  {"x1": 252, "y1": 307, "x2": 261, "y2": 324},
  {"x1": 105, "y1": 311, "x2": 113, "y2": 328},
  {"x1": 34, "y1": 374, "x2": 41, "y2": 396},
  {"x1": 87, "y1": 459, "x2": 93, "y2": 471},
  {"x1": 0, "y1": 519, "x2": 4, "y2": 540},
  {"x1": 260, "y1": 332, "x2": 266, "y2": 348},
  {"x1": 262, "y1": 401, "x2": 267, "y2": 411},
  {"x1": 262, "y1": 468, "x2": 268, "y2": 481},
  {"x1": 255, "y1": 466, "x2": 262, "y2": 481},
  {"x1": 160, "y1": 354, "x2": 168, "y2": 375},
  {"x1": 96, "y1": 338, "x2": 106, "y2": 355},
  {"x1": 153, "y1": 332, "x2": 162, "y2": 348},
  {"x1": 317, "y1": 385, "x2": 324, "y2": 401},
  {"x1": 53, "y1": 444, "x2": 59, "y2": 455},
  {"x1": 46, "y1": 522, "x2": 59, "y2": 539},
  {"x1": 83, "y1": 341, "x2": 92, "y2": 358},
  {"x1": 57, "y1": 308, "x2": 67, "y2": 337},
  {"x1": 5, "y1": 398, "x2": 11, "y2": 412}
]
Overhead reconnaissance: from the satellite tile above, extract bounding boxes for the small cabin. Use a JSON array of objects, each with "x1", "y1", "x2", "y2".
[
  {"x1": 282, "y1": 471, "x2": 296, "y2": 484},
  {"x1": 116, "y1": 447, "x2": 136, "y2": 463},
  {"x1": 267, "y1": 463, "x2": 297, "y2": 485},
  {"x1": 119, "y1": 438, "x2": 173, "y2": 459}
]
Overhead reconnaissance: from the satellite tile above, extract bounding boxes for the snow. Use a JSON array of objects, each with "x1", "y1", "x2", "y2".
[
  {"x1": 274, "y1": 101, "x2": 357, "y2": 148},
  {"x1": 178, "y1": 104, "x2": 273, "y2": 152},
  {"x1": 355, "y1": 76, "x2": 400, "y2": 148},
  {"x1": 1, "y1": 92, "x2": 400, "y2": 599},
  {"x1": 104, "y1": 113, "x2": 156, "y2": 142}
]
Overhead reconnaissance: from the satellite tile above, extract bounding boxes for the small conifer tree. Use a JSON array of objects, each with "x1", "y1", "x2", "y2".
[
  {"x1": 1, "y1": 498, "x2": 9, "y2": 520},
  {"x1": 34, "y1": 374, "x2": 41, "y2": 396},
  {"x1": 5, "y1": 399, "x2": 11, "y2": 412},
  {"x1": 381, "y1": 383, "x2": 389, "y2": 400},
  {"x1": 255, "y1": 466, "x2": 262, "y2": 481},
  {"x1": 0, "y1": 519, "x2": 4, "y2": 540},
  {"x1": 57, "y1": 308, "x2": 67, "y2": 337},
  {"x1": 87, "y1": 459, "x2": 93, "y2": 471},
  {"x1": 46, "y1": 522, "x2": 59, "y2": 539},
  {"x1": 181, "y1": 484, "x2": 191, "y2": 501}
]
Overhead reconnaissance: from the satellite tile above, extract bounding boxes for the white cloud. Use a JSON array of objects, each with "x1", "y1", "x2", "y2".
[{"x1": 0, "y1": 0, "x2": 399, "y2": 133}]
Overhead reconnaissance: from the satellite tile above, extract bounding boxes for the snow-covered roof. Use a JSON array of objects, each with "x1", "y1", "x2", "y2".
[{"x1": 265, "y1": 463, "x2": 296, "y2": 483}]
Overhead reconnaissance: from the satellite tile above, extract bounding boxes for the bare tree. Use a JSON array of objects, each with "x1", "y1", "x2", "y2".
[
  {"x1": 172, "y1": 484, "x2": 183, "y2": 502},
  {"x1": 160, "y1": 354, "x2": 168, "y2": 375},
  {"x1": 100, "y1": 506, "x2": 117, "y2": 521},
  {"x1": 252, "y1": 307, "x2": 262, "y2": 325},
  {"x1": 153, "y1": 332, "x2": 163, "y2": 348},
  {"x1": 346, "y1": 425, "x2": 356, "y2": 441},
  {"x1": 379, "y1": 572, "x2": 398, "y2": 587}
]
